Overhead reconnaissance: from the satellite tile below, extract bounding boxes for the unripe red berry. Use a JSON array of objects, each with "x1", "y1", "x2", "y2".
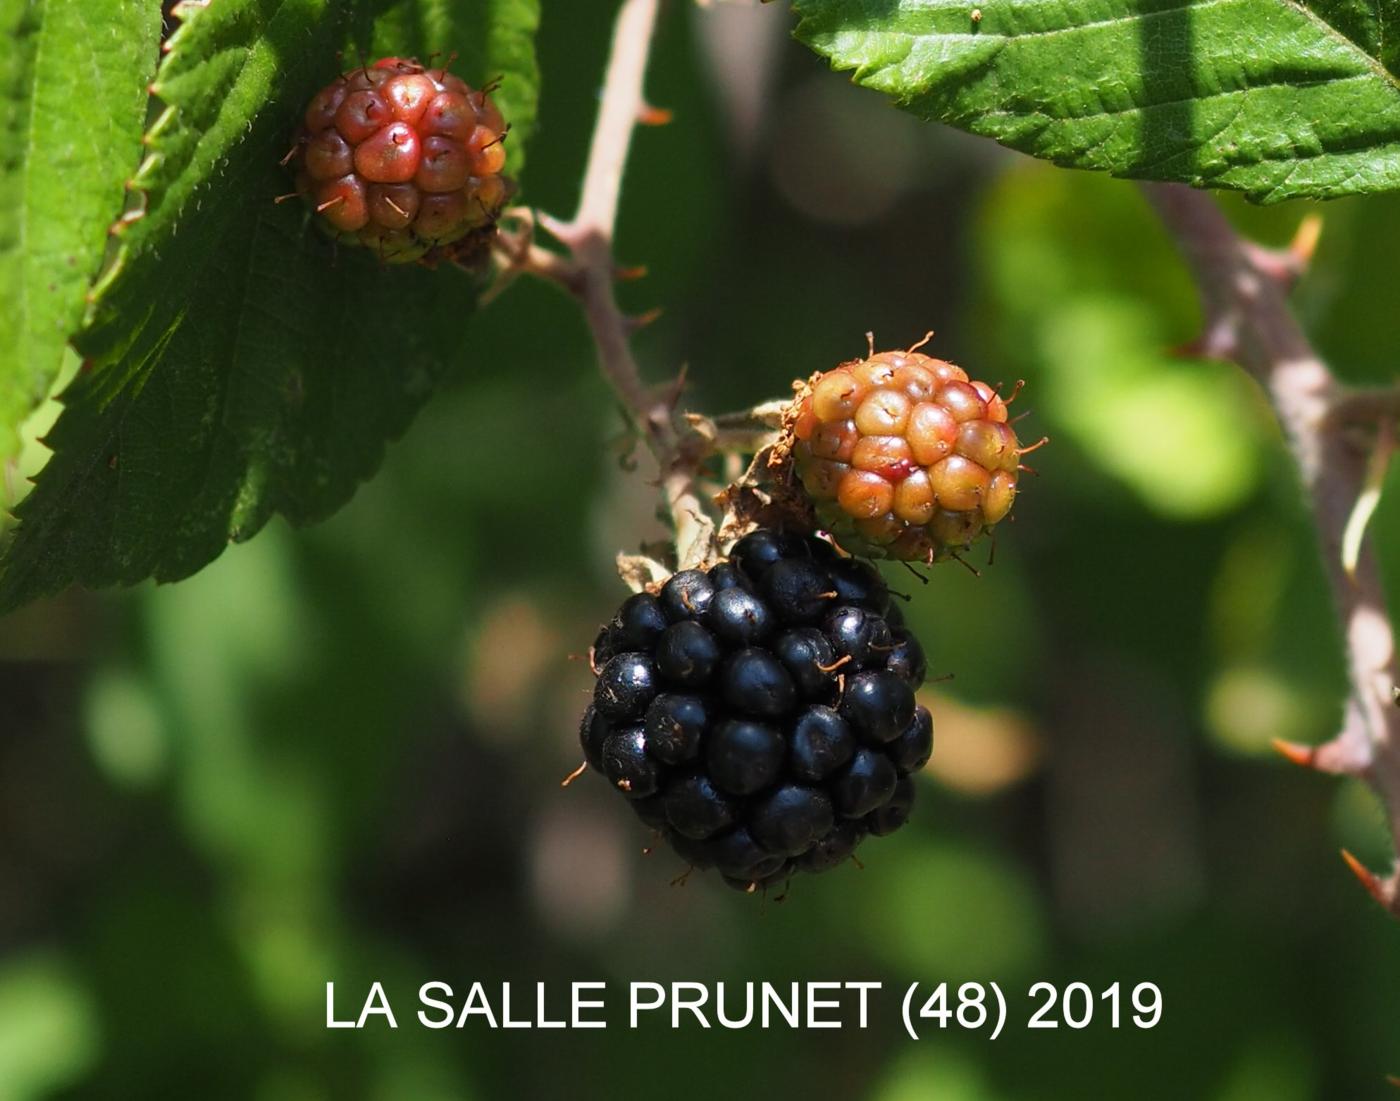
[{"x1": 288, "y1": 58, "x2": 512, "y2": 265}]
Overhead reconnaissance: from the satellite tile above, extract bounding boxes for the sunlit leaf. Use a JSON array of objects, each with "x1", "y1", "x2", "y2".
[{"x1": 794, "y1": 0, "x2": 1400, "y2": 202}]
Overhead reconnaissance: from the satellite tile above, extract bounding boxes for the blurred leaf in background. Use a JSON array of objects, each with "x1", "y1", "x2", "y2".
[{"x1": 0, "y1": 954, "x2": 97, "y2": 1101}]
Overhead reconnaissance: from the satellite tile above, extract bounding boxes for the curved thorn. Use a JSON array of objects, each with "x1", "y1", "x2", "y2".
[
  {"x1": 1272, "y1": 738, "x2": 1318, "y2": 769},
  {"x1": 625, "y1": 306, "x2": 663, "y2": 333},
  {"x1": 1342, "y1": 417, "x2": 1394, "y2": 581},
  {"x1": 1340, "y1": 849, "x2": 1392, "y2": 910},
  {"x1": 1290, "y1": 213, "x2": 1323, "y2": 269}
]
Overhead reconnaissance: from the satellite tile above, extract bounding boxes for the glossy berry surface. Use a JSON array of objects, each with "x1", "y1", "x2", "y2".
[
  {"x1": 654, "y1": 621, "x2": 722, "y2": 687},
  {"x1": 887, "y1": 707, "x2": 934, "y2": 775},
  {"x1": 608, "y1": 593, "x2": 668, "y2": 654},
  {"x1": 644, "y1": 693, "x2": 708, "y2": 764},
  {"x1": 664, "y1": 772, "x2": 739, "y2": 839},
  {"x1": 580, "y1": 529, "x2": 936, "y2": 893},
  {"x1": 840, "y1": 670, "x2": 916, "y2": 744},
  {"x1": 824, "y1": 605, "x2": 894, "y2": 669},
  {"x1": 749, "y1": 784, "x2": 835, "y2": 856},
  {"x1": 886, "y1": 628, "x2": 927, "y2": 687},
  {"x1": 789, "y1": 346, "x2": 1029, "y2": 561},
  {"x1": 788, "y1": 705, "x2": 856, "y2": 782},
  {"x1": 831, "y1": 747, "x2": 898, "y2": 818},
  {"x1": 868, "y1": 775, "x2": 917, "y2": 836},
  {"x1": 600, "y1": 725, "x2": 660, "y2": 799},
  {"x1": 289, "y1": 57, "x2": 510, "y2": 265},
  {"x1": 704, "y1": 587, "x2": 775, "y2": 646},
  {"x1": 772, "y1": 628, "x2": 839, "y2": 699},
  {"x1": 593, "y1": 653, "x2": 658, "y2": 720},
  {"x1": 707, "y1": 719, "x2": 786, "y2": 795},
  {"x1": 720, "y1": 648, "x2": 797, "y2": 719},
  {"x1": 659, "y1": 569, "x2": 716, "y2": 622}
]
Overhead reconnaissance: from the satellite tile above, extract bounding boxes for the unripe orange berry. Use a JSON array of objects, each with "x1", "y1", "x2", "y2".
[{"x1": 787, "y1": 343, "x2": 1037, "y2": 561}]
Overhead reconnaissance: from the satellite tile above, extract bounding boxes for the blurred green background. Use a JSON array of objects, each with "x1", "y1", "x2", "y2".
[{"x1": 3, "y1": 2, "x2": 1400, "y2": 1097}]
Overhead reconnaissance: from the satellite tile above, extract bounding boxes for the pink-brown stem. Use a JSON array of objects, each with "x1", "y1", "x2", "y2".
[
  {"x1": 1144, "y1": 182, "x2": 1400, "y2": 916},
  {"x1": 498, "y1": 0, "x2": 716, "y2": 568}
]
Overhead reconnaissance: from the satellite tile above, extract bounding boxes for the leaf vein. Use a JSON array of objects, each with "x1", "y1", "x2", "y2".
[
  {"x1": 982, "y1": 70, "x2": 1374, "y2": 129},
  {"x1": 1277, "y1": 0, "x2": 1400, "y2": 96}
]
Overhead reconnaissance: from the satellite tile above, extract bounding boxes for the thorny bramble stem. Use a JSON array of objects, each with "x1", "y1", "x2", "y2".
[
  {"x1": 496, "y1": 0, "x2": 718, "y2": 570},
  {"x1": 1144, "y1": 182, "x2": 1400, "y2": 917}
]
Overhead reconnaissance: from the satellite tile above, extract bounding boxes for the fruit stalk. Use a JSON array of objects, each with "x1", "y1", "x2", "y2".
[
  {"x1": 515, "y1": 0, "x2": 717, "y2": 569},
  {"x1": 1144, "y1": 182, "x2": 1400, "y2": 917}
]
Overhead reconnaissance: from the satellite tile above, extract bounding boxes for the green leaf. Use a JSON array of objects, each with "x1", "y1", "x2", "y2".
[
  {"x1": 82, "y1": 0, "x2": 539, "y2": 371},
  {"x1": 974, "y1": 163, "x2": 1271, "y2": 517},
  {"x1": 0, "y1": 0, "x2": 160, "y2": 465},
  {"x1": 792, "y1": 0, "x2": 1400, "y2": 202},
  {"x1": 0, "y1": 204, "x2": 474, "y2": 604},
  {"x1": 0, "y1": 0, "x2": 539, "y2": 612}
]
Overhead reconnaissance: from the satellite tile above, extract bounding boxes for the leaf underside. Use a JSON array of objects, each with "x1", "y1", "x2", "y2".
[
  {"x1": 0, "y1": 0, "x2": 540, "y2": 612},
  {"x1": 792, "y1": 0, "x2": 1400, "y2": 202}
]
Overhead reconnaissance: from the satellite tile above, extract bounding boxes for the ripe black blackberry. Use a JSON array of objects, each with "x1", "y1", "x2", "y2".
[{"x1": 578, "y1": 529, "x2": 934, "y2": 893}]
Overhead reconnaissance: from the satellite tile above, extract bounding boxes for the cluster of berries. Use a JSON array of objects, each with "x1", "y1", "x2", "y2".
[
  {"x1": 579, "y1": 530, "x2": 932, "y2": 893},
  {"x1": 289, "y1": 58, "x2": 510, "y2": 264},
  {"x1": 790, "y1": 347, "x2": 1025, "y2": 561},
  {"x1": 284, "y1": 60, "x2": 1028, "y2": 896}
]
